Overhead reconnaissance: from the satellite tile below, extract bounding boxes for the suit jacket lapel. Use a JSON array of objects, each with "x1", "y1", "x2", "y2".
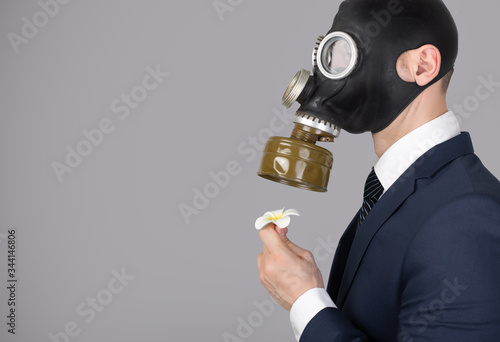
[
  {"x1": 334, "y1": 132, "x2": 475, "y2": 309},
  {"x1": 327, "y1": 211, "x2": 359, "y2": 303},
  {"x1": 336, "y1": 175, "x2": 416, "y2": 308}
]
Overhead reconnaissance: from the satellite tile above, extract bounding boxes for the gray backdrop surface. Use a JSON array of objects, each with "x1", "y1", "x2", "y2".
[{"x1": 0, "y1": 0, "x2": 499, "y2": 341}]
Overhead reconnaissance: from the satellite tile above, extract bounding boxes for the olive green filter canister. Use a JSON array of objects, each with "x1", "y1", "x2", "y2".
[{"x1": 257, "y1": 136, "x2": 334, "y2": 193}]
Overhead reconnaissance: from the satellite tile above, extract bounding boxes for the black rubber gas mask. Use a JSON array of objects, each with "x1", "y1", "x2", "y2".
[{"x1": 258, "y1": 0, "x2": 458, "y2": 192}]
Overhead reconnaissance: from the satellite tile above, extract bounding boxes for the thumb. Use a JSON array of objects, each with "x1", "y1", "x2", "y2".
[{"x1": 274, "y1": 226, "x2": 310, "y2": 258}]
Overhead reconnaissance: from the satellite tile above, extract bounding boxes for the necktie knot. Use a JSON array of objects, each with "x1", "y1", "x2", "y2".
[{"x1": 357, "y1": 169, "x2": 384, "y2": 229}]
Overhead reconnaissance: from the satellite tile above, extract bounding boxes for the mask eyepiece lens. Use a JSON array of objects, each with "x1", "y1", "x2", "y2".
[{"x1": 317, "y1": 32, "x2": 358, "y2": 80}]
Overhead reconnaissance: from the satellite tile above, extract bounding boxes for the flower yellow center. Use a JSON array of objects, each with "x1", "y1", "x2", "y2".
[{"x1": 272, "y1": 213, "x2": 283, "y2": 220}]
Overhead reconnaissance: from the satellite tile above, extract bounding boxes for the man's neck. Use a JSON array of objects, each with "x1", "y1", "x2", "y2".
[{"x1": 372, "y1": 84, "x2": 448, "y2": 158}]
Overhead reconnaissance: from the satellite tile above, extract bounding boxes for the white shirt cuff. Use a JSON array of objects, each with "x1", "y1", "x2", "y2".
[{"x1": 290, "y1": 288, "x2": 337, "y2": 341}]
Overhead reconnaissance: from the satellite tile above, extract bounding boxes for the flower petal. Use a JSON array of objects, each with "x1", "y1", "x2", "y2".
[
  {"x1": 255, "y1": 216, "x2": 272, "y2": 230},
  {"x1": 273, "y1": 216, "x2": 291, "y2": 229},
  {"x1": 283, "y1": 209, "x2": 300, "y2": 217},
  {"x1": 262, "y1": 211, "x2": 276, "y2": 220}
]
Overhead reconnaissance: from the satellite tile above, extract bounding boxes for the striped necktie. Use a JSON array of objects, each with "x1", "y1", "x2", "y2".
[{"x1": 357, "y1": 169, "x2": 384, "y2": 229}]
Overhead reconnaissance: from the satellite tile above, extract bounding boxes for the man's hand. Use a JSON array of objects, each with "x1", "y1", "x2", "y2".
[{"x1": 257, "y1": 224, "x2": 324, "y2": 311}]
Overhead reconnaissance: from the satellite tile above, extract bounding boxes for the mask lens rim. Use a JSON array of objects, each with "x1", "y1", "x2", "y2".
[{"x1": 317, "y1": 31, "x2": 358, "y2": 80}]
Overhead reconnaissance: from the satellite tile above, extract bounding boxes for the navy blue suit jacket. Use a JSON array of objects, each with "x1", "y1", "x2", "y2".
[{"x1": 301, "y1": 133, "x2": 500, "y2": 341}]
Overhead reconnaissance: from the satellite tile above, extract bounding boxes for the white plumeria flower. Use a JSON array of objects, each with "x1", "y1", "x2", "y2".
[{"x1": 255, "y1": 208, "x2": 300, "y2": 230}]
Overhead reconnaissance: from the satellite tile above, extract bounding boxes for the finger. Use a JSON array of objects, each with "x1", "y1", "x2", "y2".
[
  {"x1": 274, "y1": 225, "x2": 288, "y2": 242},
  {"x1": 256, "y1": 253, "x2": 266, "y2": 286},
  {"x1": 260, "y1": 224, "x2": 308, "y2": 258},
  {"x1": 256, "y1": 253, "x2": 262, "y2": 271},
  {"x1": 282, "y1": 235, "x2": 311, "y2": 259},
  {"x1": 259, "y1": 224, "x2": 287, "y2": 252},
  {"x1": 271, "y1": 225, "x2": 308, "y2": 258}
]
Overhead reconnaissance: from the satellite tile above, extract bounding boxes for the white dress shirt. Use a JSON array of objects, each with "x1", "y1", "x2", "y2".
[{"x1": 290, "y1": 111, "x2": 461, "y2": 341}]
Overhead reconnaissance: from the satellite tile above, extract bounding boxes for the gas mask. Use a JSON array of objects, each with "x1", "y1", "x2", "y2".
[{"x1": 258, "y1": 0, "x2": 458, "y2": 192}]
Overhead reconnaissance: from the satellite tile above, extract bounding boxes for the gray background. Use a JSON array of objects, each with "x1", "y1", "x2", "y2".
[{"x1": 0, "y1": 0, "x2": 499, "y2": 341}]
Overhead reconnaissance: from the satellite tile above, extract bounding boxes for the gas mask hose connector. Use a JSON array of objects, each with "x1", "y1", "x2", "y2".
[
  {"x1": 282, "y1": 69, "x2": 310, "y2": 109},
  {"x1": 290, "y1": 127, "x2": 318, "y2": 145},
  {"x1": 289, "y1": 123, "x2": 335, "y2": 144}
]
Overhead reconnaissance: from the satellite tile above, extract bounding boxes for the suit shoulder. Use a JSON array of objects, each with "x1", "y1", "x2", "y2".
[
  {"x1": 422, "y1": 153, "x2": 500, "y2": 201},
  {"x1": 455, "y1": 153, "x2": 500, "y2": 197}
]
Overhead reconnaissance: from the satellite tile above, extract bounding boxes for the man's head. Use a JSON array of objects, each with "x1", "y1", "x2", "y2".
[{"x1": 286, "y1": 0, "x2": 459, "y2": 134}]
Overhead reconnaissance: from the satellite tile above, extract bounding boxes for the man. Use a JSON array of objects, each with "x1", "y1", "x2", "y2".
[{"x1": 257, "y1": 0, "x2": 500, "y2": 341}]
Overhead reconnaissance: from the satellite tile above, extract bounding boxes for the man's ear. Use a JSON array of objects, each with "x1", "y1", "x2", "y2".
[
  {"x1": 396, "y1": 45, "x2": 441, "y2": 87},
  {"x1": 414, "y1": 45, "x2": 441, "y2": 86}
]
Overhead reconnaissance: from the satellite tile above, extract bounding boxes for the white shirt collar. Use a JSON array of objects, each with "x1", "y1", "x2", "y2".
[{"x1": 374, "y1": 110, "x2": 461, "y2": 193}]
